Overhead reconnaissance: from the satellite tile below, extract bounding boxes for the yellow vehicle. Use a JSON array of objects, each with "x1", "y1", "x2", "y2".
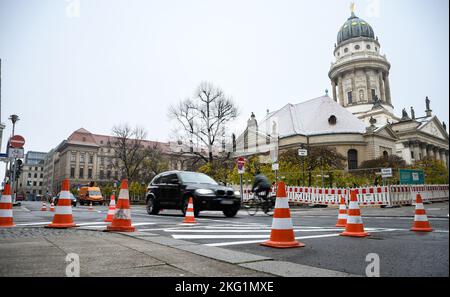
[{"x1": 78, "y1": 185, "x2": 104, "y2": 206}]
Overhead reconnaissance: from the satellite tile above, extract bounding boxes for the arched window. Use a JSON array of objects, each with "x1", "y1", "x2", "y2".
[
  {"x1": 383, "y1": 151, "x2": 389, "y2": 159},
  {"x1": 347, "y1": 149, "x2": 358, "y2": 170}
]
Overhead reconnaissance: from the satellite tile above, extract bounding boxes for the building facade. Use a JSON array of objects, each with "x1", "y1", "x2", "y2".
[
  {"x1": 17, "y1": 151, "x2": 47, "y2": 199},
  {"x1": 234, "y1": 8, "x2": 449, "y2": 170},
  {"x1": 43, "y1": 128, "x2": 201, "y2": 194}
]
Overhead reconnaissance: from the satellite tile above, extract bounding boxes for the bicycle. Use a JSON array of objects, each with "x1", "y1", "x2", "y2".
[{"x1": 245, "y1": 191, "x2": 276, "y2": 216}]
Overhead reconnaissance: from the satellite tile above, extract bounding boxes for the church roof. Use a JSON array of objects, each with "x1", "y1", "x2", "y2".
[
  {"x1": 337, "y1": 12, "x2": 375, "y2": 45},
  {"x1": 259, "y1": 95, "x2": 366, "y2": 138}
]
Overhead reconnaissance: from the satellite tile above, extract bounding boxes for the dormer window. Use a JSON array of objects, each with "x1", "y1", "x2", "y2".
[{"x1": 328, "y1": 115, "x2": 337, "y2": 125}]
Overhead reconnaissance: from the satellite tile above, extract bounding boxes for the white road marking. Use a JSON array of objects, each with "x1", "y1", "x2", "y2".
[
  {"x1": 207, "y1": 233, "x2": 341, "y2": 247},
  {"x1": 15, "y1": 222, "x2": 52, "y2": 226},
  {"x1": 166, "y1": 228, "x2": 344, "y2": 233}
]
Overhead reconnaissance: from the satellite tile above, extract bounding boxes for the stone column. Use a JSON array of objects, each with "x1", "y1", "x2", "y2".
[
  {"x1": 338, "y1": 76, "x2": 345, "y2": 106},
  {"x1": 351, "y1": 72, "x2": 356, "y2": 104},
  {"x1": 445, "y1": 151, "x2": 449, "y2": 168},
  {"x1": 365, "y1": 70, "x2": 372, "y2": 102},
  {"x1": 435, "y1": 148, "x2": 441, "y2": 161},
  {"x1": 413, "y1": 141, "x2": 421, "y2": 161},
  {"x1": 420, "y1": 143, "x2": 428, "y2": 159},
  {"x1": 378, "y1": 71, "x2": 386, "y2": 102},
  {"x1": 332, "y1": 80, "x2": 337, "y2": 102},
  {"x1": 384, "y1": 73, "x2": 392, "y2": 105},
  {"x1": 426, "y1": 145, "x2": 434, "y2": 159},
  {"x1": 439, "y1": 149, "x2": 445, "y2": 164}
]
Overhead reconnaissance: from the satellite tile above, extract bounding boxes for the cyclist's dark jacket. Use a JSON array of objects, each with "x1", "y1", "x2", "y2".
[{"x1": 252, "y1": 174, "x2": 271, "y2": 192}]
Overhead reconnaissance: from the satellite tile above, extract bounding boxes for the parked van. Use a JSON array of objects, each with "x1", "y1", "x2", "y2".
[{"x1": 78, "y1": 185, "x2": 104, "y2": 205}]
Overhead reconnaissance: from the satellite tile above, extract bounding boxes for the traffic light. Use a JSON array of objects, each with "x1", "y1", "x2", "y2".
[{"x1": 15, "y1": 159, "x2": 23, "y2": 180}]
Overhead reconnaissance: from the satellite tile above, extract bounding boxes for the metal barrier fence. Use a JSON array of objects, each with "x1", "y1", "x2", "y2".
[{"x1": 235, "y1": 184, "x2": 449, "y2": 207}]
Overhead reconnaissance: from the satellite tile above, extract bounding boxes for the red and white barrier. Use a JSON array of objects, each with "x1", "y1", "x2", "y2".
[{"x1": 237, "y1": 184, "x2": 449, "y2": 206}]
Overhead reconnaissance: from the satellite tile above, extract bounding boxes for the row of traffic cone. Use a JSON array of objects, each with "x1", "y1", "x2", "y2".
[
  {"x1": 0, "y1": 180, "x2": 434, "y2": 242},
  {"x1": 36, "y1": 178, "x2": 135, "y2": 231},
  {"x1": 258, "y1": 182, "x2": 434, "y2": 249},
  {"x1": 334, "y1": 191, "x2": 432, "y2": 236}
]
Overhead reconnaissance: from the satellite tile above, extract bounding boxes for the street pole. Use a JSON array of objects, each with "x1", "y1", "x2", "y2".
[{"x1": 239, "y1": 173, "x2": 243, "y2": 203}]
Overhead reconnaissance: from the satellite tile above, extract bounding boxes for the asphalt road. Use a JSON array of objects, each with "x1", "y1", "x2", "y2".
[{"x1": 9, "y1": 201, "x2": 449, "y2": 277}]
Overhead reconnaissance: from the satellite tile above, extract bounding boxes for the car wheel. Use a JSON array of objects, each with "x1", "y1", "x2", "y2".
[
  {"x1": 223, "y1": 208, "x2": 239, "y2": 218},
  {"x1": 79, "y1": 201, "x2": 84, "y2": 206},
  {"x1": 146, "y1": 197, "x2": 160, "y2": 215}
]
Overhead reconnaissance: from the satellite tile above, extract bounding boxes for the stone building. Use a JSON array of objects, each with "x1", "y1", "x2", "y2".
[
  {"x1": 43, "y1": 128, "x2": 201, "y2": 194},
  {"x1": 234, "y1": 8, "x2": 449, "y2": 170},
  {"x1": 17, "y1": 151, "x2": 47, "y2": 199}
]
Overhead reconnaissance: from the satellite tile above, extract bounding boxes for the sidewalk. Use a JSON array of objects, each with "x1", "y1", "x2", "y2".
[
  {"x1": 0, "y1": 227, "x2": 357, "y2": 277},
  {"x1": 0, "y1": 227, "x2": 272, "y2": 277}
]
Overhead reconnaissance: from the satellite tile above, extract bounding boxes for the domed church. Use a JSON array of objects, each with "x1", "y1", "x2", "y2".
[{"x1": 233, "y1": 6, "x2": 449, "y2": 170}]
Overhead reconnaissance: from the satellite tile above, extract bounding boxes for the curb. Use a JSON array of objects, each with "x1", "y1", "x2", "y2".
[{"x1": 116, "y1": 231, "x2": 360, "y2": 277}]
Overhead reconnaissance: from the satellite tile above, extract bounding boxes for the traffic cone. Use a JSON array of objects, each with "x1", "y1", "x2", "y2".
[
  {"x1": 340, "y1": 190, "x2": 369, "y2": 237},
  {"x1": 50, "y1": 202, "x2": 55, "y2": 212},
  {"x1": 182, "y1": 197, "x2": 196, "y2": 224},
  {"x1": 106, "y1": 179, "x2": 136, "y2": 232},
  {"x1": 46, "y1": 179, "x2": 77, "y2": 228},
  {"x1": 104, "y1": 194, "x2": 116, "y2": 222},
  {"x1": 41, "y1": 202, "x2": 47, "y2": 211},
  {"x1": 411, "y1": 194, "x2": 433, "y2": 232},
  {"x1": 88, "y1": 202, "x2": 93, "y2": 211},
  {"x1": 0, "y1": 183, "x2": 15, "y2": 227},
  {"x1": 335, "y1": 196, "x2": 347, "y2": 227},
  {"x1": 261, "y1": 181, "x2": 304, "y2": 248}
]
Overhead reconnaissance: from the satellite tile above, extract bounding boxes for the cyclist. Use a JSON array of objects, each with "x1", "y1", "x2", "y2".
[{"x1": 251, "y1": 170, "x2": 272, "y2": 201}]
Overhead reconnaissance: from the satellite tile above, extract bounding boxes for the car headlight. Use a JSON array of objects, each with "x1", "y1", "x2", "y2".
[
  {"x1": 234, "y1": 191, "x2": 241, "y2": 197},
  {"x1": 195, "y1": 189, "x2": 215, "y2": 196}
]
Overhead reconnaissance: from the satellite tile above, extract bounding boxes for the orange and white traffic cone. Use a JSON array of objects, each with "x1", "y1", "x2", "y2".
[
  {"x1": 106, "y1": 179, "x2": 136, "y2": 232},
  {"x1": 49, "y1": 202, "x2": 55, "y2": 212},
  {"x1": 261, "y1": 181, "x2": 304, "y2": 248},
  {"x1": 104, "y1": 194, "x2": 116, "y2": 222},
  {"x1": 46, "y1": 179, "x2": 77, "y2": 228},
  {"x1": 411, "y1": 194, "x2": 433, "y2": 232},
  {"x1": 335, "y1": 196, "x2": 347, "y2": 227},
  {"x1": 182, "y1": 197, "x2": 196, "y2": 224},
  {"x1": 340, "y1": 190, "x2": 369, "y2": 237},
  {"x1": 0, "y1": 183, "x2": 15, "y2": 227},
  {"x1": 88, "y1": 202, "x2": 93, "y2": 211},
  {"x1": 41, "y1": 202, "x2": 47, "y2": 211}
]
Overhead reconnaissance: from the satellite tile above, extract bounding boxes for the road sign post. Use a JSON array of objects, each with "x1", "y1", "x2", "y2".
[
  {"x1": 236, "y1": 157, "x2": 246, "y2": 202},
  {"x1": 298, "y1": 148, "x2": 307, "y2": 186}
]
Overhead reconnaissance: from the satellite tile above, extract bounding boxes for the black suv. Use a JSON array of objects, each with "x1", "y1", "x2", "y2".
[{"x1": 146, "y1": 171, "x2": 241, "y2": 217}]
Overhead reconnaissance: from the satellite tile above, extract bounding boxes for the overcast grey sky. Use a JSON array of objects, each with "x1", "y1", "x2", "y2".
[{"x1": 0, "y1": 0, "x2": 449, "y2": 170}]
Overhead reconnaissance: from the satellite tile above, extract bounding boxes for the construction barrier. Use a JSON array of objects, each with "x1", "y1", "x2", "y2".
[{"x1": 236, "y1": 184, "x2": 449, "y2": 207}]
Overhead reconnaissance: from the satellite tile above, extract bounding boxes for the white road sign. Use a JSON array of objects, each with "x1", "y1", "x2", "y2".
[
  {"x1": 381, "y1": 168, "x2": 393, "y2": 178},
  {"x1": 298, "y1": 149, "x2": 308, "y2": 156},
  {"x1": 8, "y1": 148, "x2": 24, "y2": 159}
]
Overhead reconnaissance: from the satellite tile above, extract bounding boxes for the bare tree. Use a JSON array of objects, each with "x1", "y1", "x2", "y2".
[
  {"x1": 110, "y1": 124, "x2": 151, "y2": 183},
  {"x1": 169, "y1": 82, "x2": 239, "y2": 163}
]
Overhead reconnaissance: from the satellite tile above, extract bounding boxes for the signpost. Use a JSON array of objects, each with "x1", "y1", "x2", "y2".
[
  {"x1": 298, "y1": 149, "x2": 308, "y2": 157},
  {"x1": 8, "y1": 148, "x2": 24, "y2": 159},
  {"x1": 381, "y1": 168, "x2": 393, "y2": 178},
  {"x1": 236, "y1": 157, "x2": 246, "y2": 202},
  {"x1": 298, "y1": 148, "x2": 308, "y2": 186},
  {"x1": 7, "y1": 135, "x2": 26, "y2": 205},
  {"x1": 9, "y1": 135, "x2": 25, "y2": 148}
]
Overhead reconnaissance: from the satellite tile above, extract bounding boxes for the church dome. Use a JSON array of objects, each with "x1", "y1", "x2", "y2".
[{"x1": 337, "y1": 12, "x2": 375, "y2": 45}]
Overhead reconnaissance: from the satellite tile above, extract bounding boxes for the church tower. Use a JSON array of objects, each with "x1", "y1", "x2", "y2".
[{"x1": 329, "y1": 4, "x2": 397, "y2": 127}]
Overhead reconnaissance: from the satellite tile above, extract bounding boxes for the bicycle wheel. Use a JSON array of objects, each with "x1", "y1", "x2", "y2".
[{"x1": 246, "y1": 198, "x2": 259, "y2": 216}]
